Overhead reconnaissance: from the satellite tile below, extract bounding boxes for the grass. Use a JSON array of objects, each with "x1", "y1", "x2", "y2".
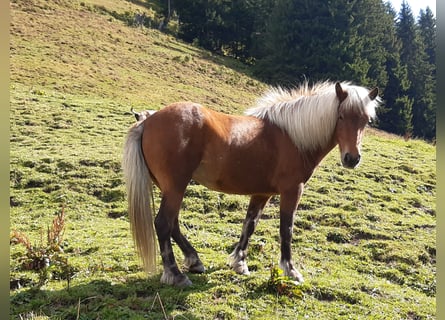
[{"x1": 10, "y1": 0, "x2": 436, "y2": 319}]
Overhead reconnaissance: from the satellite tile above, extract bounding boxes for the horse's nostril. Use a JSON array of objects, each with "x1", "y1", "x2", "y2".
[{"x1": 344, "y1": 153, "x2": 361, "y2": 167}]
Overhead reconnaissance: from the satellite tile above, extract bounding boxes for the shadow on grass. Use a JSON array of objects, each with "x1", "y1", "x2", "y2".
[{"x1": 10, "y1": 272, "x2": 216, "y2": 320}]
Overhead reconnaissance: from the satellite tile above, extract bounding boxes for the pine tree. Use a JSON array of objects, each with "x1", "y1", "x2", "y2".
[
  {"x1": 396, "y1": 2, "x2": 418, "y2": 65},
  {"x1": 419, "y1": 7, "x2": 436, "y2": 66},
  {"x1": 244, "y1": 0, "x2": 276, "y2": 61},
  {"x1": 253, "y1": 0, "x2": 301, "y2": 84},
  {"x1": 173, "y1": 0, "x2": 268, "y2": 61},
  {"x1": 346, "y1": 0, "x2": 390, "y2": 88},
  {"x1": 396, "y1": 1, "x2": 435, "y2": 140},
  {"x1": 417, "y1": 7, "x2": 436, "y2": 140},
  {"x1": 254, "y1": 0, "x2": 356, "y2": 85},
  {"x1": 174, "y1": 0, "x2": 207, "y2": 45},
  {"x1": 377, "y1": 2, "x2": 413, "y2": 136}
]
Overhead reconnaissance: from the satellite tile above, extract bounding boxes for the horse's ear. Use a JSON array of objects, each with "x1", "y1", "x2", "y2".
[
  {"x1": 335, "y1": 82, "x2": 348, "y2": 103},
  {"x1": 131, "y1": 108, "x2": 141, "y2": 121},
  {"x1": 368, "y1": 87, "x2": 379, "y2": 101}
]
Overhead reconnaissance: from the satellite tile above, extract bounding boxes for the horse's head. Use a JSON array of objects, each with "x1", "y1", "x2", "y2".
[
  {"x1": 131, "y1": 108, "x2": 157, "y2": 121},
  {"x1": 334, "y1": 82, "x2": 379, "y2": 169}
]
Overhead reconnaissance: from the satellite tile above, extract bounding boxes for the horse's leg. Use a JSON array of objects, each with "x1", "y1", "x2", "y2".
[
  {"x1": 155, "y1": 191, "x2": 192, "y2": 287},
  {"x1": 279, "y1": 183, "x2": 304, "y2": 284},
  {"x1": 230, "y1": 195, "x2": 270, "y2": 275},
  {"x1": 171, "y1": 217, "x2": 205, "y2": 274}
]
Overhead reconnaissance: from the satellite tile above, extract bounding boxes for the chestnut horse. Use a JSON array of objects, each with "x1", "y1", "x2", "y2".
[{"x1": 122, "y1": 81, "x2": 379, "y2": 286}]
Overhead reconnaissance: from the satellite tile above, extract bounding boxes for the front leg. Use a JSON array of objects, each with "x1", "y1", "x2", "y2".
[
  {"x1": 230, "y1": 195, "x2": 270, "y2": 275},
  {"x1": 279, "y1": 183, "x2": 304, "y2": 284}
]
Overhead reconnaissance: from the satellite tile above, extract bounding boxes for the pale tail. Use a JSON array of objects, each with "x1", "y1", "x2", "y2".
[{"x1": 122, "y1": 121, "x2": 157, "y2": 273}]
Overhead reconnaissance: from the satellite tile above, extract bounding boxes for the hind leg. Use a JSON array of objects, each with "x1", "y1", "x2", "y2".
[
  {"x1": 141, "y1": 104, "x2": 207, "y2": 285},
  {"x1": 230, "y1": 195, "x2": 270, "y2": 275},
  {"x1": 171, "y1": 218, "x2": 205, "y2": 274},
  {"x1": 155, "y1": 191, "x2": 192, "y2": 287}
]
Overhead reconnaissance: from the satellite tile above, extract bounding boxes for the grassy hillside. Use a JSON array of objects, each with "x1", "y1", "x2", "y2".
[{"x1": 10, "y1": 0, "x2": 436, "y2": 319}]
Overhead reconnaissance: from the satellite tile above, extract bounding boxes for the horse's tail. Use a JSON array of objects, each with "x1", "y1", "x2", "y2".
[{"x1": 122, "y1": 121, "x2": 157, "y2": 274}]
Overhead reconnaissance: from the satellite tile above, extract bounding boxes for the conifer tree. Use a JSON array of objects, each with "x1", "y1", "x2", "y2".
[
  {"x1": 173, "y1": 0, "x2": 269, "y2": 61},
  {"x1": 254, "y1": 0, "x2": 355, "y2": 85},
  {"x1": 419, "y1": 7, "x2": 436, "y2": 66},
  {"x1": 346, "y1": 0, "x2": 390, "y2": 87},
  {"x1": 377, "y1": 2, "x2": 413, "y2": 136},
  {"x1": 417, "y1": 7, "x2": 436, "y2": 140},
  {"x1": 396, "y1": 1, "x2": 435, "y2": 140}
]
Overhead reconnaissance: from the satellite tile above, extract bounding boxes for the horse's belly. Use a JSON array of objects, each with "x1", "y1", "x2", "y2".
[
  {"x1": 191, "y1": 159, "x2": 277, "y2": 195},
  {"x1": 190, "y1": 110, "x2": 282, "y2": 195}
]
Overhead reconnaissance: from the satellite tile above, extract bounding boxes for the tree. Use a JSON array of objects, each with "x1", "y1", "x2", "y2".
[
  {"x1": 173, "y1": 0, "x2": 268, "y2": 61},
  {"x1": 377, "y1": 2, "x2": 413, "y2": 136},
  {"x1": 417, "y1": 7, "x2": 436, "y2": 140},
  {"x1": 254, "y1": 0, "x2": 356, "y2": 85},
  {"x1": 159, "y1": 0, "x2": 173, "y2": 31},
  {"x1": 418, "y1": 7, "x2": 436, "y2": 66},
  {"x1": 346, "y1": 0, "x2": 389, "y2": 87},
  {"x1": 396, "y1": 1, "x2": 435, "y2": 140}
]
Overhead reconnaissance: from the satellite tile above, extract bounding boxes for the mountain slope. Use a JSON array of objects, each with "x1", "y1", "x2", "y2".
[{"x1": 10, "y1": 0, "x2": 264, "y2": 112}]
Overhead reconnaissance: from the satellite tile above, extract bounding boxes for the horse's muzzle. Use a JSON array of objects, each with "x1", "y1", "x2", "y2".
[{"x1": 342, "y1": 153, "x2": 361, "y2": 169}]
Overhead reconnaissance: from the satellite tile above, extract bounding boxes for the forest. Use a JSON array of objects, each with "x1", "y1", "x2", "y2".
[{"x1": 159, "y1": 0, "x2": 436, "y2": 141}]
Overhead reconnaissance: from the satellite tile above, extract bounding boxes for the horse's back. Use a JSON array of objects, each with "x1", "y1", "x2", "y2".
[
  {"x1": 141, "y1": 102, "x2": 300, "y2": 195},
  {"x1": 142, "y1": 101, "x2": 265, "y2": 151}
]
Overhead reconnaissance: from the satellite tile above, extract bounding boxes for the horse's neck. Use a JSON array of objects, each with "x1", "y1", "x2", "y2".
[{"x1": 307, "y1": 137, "x2": 338, "y2": 168}]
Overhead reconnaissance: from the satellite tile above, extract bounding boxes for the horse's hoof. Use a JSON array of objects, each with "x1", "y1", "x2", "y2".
[
  {"x1": 232, "y1": 260, "x2": 250, "y2": 275},
  {"x1": 280, "y1": 261, "x2": 304, "y2": 284},
  {"x1": 160, "y1": 271, "x2": 192, "y2": 287},
  {"x1": 184, "y1": 257, "x2": 205, "y2": 274},
  {"x1": 175, "y1": 275, "x2": 193, "y2": 287},
  {"x1": 188, "y1": 262, "x2": 205, "y2": 274},
  {"x1": 287, "y1": 268, "x2": 304, "y2": 284}
]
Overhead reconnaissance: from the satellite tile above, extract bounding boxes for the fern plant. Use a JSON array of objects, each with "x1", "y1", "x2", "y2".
[
  {"x1": 10, "y1": 207, "x2": 75, "y2": 288},
  {"x1": 267, "y1": 265, "x2": 303, "y2": 298}
]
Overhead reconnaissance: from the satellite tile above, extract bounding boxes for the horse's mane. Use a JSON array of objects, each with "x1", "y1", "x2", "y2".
[{"x1": 245, "y1": 81, "x2": 380, "y2": 152}]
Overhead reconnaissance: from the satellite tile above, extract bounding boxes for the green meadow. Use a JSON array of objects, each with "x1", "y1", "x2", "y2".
[{"x1": 10, "y1": 0, "x2": 435, "y2": 319}]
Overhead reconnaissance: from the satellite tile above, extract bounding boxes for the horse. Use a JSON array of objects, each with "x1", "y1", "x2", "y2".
[{"x1": 122, "y1": 81, "x2": 380, "y2": 287}]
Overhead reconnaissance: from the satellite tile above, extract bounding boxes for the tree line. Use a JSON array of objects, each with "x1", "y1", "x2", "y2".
[{"x1": 160, "y1": 0, "x2": 436, "y2": 141}]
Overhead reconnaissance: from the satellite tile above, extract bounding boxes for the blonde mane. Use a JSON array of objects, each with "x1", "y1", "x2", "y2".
[{"x1": 245, "y1": 81, "x2": 380, "y2": 152}]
